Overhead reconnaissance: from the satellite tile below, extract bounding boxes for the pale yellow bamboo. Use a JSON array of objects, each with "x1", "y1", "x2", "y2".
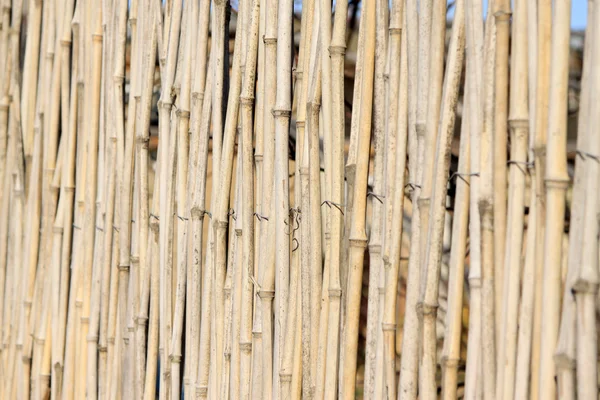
[
  {"x1": 440, "y1": 89, "x2": 470, "y2": 400},
  {"x1": 339, "y1": 0, "x2": 375, "y2": 396},
  {"x1": 536, "y1": 0, "x2": 571, "y2": 395},
  {"x1": 529, "y1": 0, "x2": 551, "y2": 395},
  {"x1": 418, "y1": 3, "x2": 465, "y2": 396},
  {"x1": 570, "y1": 1, "x2": 599, "y2": 397},
  {"x1": 496, "y1": 0, "x2": 528, "y2": 394},
  {"x1": 492, "y1": 0, "x2": 509, "y2": 347},
  {"x1": 363, "y1": 0, "x2": 389, "y2": 395},
  {"x1": 553, "y1": 1, "x2": 593, "y2": 397},
  {"x1": 272, "y1": 0, "x2": 293, "y2": 394}
]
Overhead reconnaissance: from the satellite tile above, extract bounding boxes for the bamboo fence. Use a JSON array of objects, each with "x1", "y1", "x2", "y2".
[{"x1": 0, "y1": 0, "x2": 597, "y2": 398}]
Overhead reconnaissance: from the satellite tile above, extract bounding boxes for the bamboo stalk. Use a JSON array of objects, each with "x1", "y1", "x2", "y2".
[
  {"x1": 478, "y1": 12, "x2": 497, "y2": 398},
  {"x1": 553, "y1": 1, "x2": 593, "y2": 397},
  {"x1": 363, "y1": 0, "x2": 389, "y2": 395},
  {"x1": 381, "y1": 7, "x2": 408, "y2": 399},
  {"x1": 418, "y1": 3, "x2": 465, "y2": 396},
  {"x1": 257, "y1": 0, "x2": 279, "y2": 394},
  {"x1": 492, "y1": 0, "x2": 509, "y2": 347},
  {"x1": 568, "y1": 2, "x2": 598, "y2": 398},
  {"x1": 496, "y1": 0, "x2": 528, "y2": 395},
  {"x1": 529, "y1": 0, "x2": 551, "y2": 394},
  {"x1": 536, "y1": 0, "x2": 571, "y2": 395},
  {"x1": 313, "y1": 0, "x2": 333, "y2": 395},
  {"x1": 271, "y1": 0, "x2": 293, "y2": 396},
  {"x1": 440, "y1": 84, "x2": 470, "y2": 400},
  {"x1": 339, "y1": 0, "x2": 375, "y2": 396},
  {"x1": 322, "y1": 0, "x2": 347, "y2": 395},
  {"x1": 512, "y1": 0, "x2": 537, "y2": 396}
]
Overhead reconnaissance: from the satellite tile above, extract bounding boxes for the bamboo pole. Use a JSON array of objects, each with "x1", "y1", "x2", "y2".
[
  {"x1": 339, "y1": 0, "x2": 375, "y2": 396},
  {"x1": 417, "y1": 3, "x2": 465, "y2": 397},
  {"x1": 536, "y1": 0, "x2": 571, "y2": 395},
  {"x1": 440, "y1": 86, "x2": 470, "y2": 400},
  {"x1": 553, "y1": 1, "x2": 593, "y2": 397},
  {"x1": 271, "y1": 0, "x2": 293, "y2": 396},
  {"x1": 529, "y1": 0, "x2": 551, "y2": 394},
  {"x1": 569, "y1": 2, "x2": 599, "y2": 398},
  {"x1": 512, "y1": 0, "x2": 537, "y2": 396},
  {"x1": 496, "y1": 0, "x2": 528, "y2": 394},
  {"x1": 492, "y1": 0, "x2": 509, "y2": 346},
  {"x1": 478, "y1": 11, "x2": 497, "y2": 398},
  {"x1": 381, "y1": 7, "x2": 408, "y2": 399},
  {"x1": 256, "y1": 0, "x2": 279, "y2": 394},
  {"x1": 363, "y1": 0, "x2": 389, "y2": 395}
]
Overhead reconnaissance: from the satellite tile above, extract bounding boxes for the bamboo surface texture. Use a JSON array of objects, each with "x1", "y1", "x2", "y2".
[{"x1": 0, "y1": 0, "x2": 596, "y2": 399}]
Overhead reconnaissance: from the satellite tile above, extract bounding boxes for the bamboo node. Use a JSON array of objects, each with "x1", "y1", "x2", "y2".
[
  {"x1": 254, "y1": 153, "x2": 264, "y2": 162},
  {"x1": 170, "y1": 355, "x2": 182, "y2": 363},
  {"x1": 118, "y1": 263, "x2": 130, "y2": 271},
  {"x1": 381, "y1": 323, "x2": 396, "y2": 332},
  {"x1": 328, "y1": 288, "x2": 342, "y2": 298},
  {"x1": 416, "y1": 122, "x2": 426, "y2": 138},
  {"x1": 280, "y1": 373, "x2": 292, "y2": 382},
  {"x1": 191, "y1": 207, "x2": 212, "y2": 219},
  {"x1": 416, "y1": 301, "x2": 438, "y2": 316},
  {"x1": 263, "y1": 36, "x2": 277, "y2": 45},
  {"x1": 441, "y1": 357, "x2": 460, "y2": 368},
  {"x1": 240, "y1": 342, "x2": 252, "y2": 352},
  {"x1": 544, "y1": 177, "x2": 570, "y2": 189},
  {"x1": 197, "y1": 386, "x2": 208, "y2": 396},
  {"x1": 329, "y1": 45, "x2": 346, "y2": 56},
  {"x1": 493, "y1": 10, "x2": 512, "y2": 22},
  {"x1": 60, "y1": 39, "x2": 72, "y2": 46},
  {"x1": 388, "y1": 27, "x2": 403, "y2": 35},
  {"x1": 258, "y1": 290, "x2": 275, "y2": 299},
  {"x1": 508, "y1": 117, "x2": 528, "y2": 130},
  {"x1": 553, "y1": 353, "x2": 576, "y2": 370},
  {"x1": 272, "y1": 108, "x2": 291, "y2": 118},
  {"x1": 176, "y1": 109, "x2": 190, "y2": 118},
  {"x1": 92, "y1": 34, "x2": 103, "y2": 42},
  {"x1": 240, "y1": 96, "x2": 255, "y2": 105},
  {"x1": 98, "y1": 346, "x2": 107, "y2": 352},
  {"x1": 130, "y1": 256, "x2": 140, "y2": 264},
  {"x1": 572, "y1": 279, "x2": 599, "y2": 294},
  {"x1": 53, "y1": 226, "x2": 64, "y2": 234}
]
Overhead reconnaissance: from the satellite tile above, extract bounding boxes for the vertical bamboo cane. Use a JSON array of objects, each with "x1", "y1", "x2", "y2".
[
  {"x1": 553, "y1": 1, "x2": 593, "y2": 397},
  {"x1": 440, "y1": 87, "x2": 470, "y2": 400},
  {"x1": 569, "y1": 2, "x2": 599, "y2": 398},
  {"x1": 496, "y1": 0, "x2": 528, "y2": 394},
  {"x1": 536, "y1": 0, "x2": 570, "y2": 396},
  {"x1": 529, "y1": 0, "x2": 551, "y2": 394},
  {"x1": 323, "y1": 0, "x2": 347, "y2": 395},
  {"x1": 339, "y1": 0, "x2": 375, "y2": 396},
  {"x1": 492, "y1": 0, "x2": 510, "y2": 346},
  {"x1": 272, "y1": 0, "x2": 293, "y2": 395},
  {"x1": 417, "y1": 3, "x2": 465, "y2": 396},
  {"x1": 257, "y1": 0, "x2": 279, "y2": 395},
  {"x1": 363, "y1": 0, "x2": 389, "y2": 395},
  {"x1": 381, "y1": 6, "x2": 408, "y2": 398}
]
